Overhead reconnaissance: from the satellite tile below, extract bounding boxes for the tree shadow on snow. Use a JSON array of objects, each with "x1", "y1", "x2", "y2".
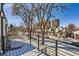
[{"x1": 3, "y1": 41, "x2": 35, "y2": 56}]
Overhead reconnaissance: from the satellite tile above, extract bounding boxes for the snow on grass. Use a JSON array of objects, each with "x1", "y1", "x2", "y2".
[{"x1": 3, "y1": 38, "x2": 35, "y2": 56}]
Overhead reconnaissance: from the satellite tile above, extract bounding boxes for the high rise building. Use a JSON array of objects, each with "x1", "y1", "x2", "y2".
[
  {"x1": 52, "y1": 19, "x2": 60, "y2": 29},
  {"x1": 51, "y1": 19, "x2": 60, "y2": 36}
]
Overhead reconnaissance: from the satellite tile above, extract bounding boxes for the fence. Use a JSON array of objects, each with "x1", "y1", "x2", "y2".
[
  {"x1": 33, "y1": 35, "x2": 79, "y2": 56},
  {"x1": 1, "y1": 33, "x2": 79, "y2": 56}
]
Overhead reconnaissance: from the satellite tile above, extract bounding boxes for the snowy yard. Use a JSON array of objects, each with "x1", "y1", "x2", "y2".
[{"x1": 3, "y1": 38, "x2": 35, "y2": 56}]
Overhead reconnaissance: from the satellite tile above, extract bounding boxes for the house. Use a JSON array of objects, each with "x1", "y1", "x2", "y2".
[
  {"x1": 72, "y1": 30, "x2": 79, "y2": 39},
  {"x1": 0, "y1": 3, "x2": 8, "y2": 53}
]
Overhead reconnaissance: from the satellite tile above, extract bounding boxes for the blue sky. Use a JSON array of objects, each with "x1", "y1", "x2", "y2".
[
  {"x1": 3, "y1": 3, "x2": 79, "y2": 27},
  {"x1": 3, "y1": 4, "x2": 23, "y2": 26}
]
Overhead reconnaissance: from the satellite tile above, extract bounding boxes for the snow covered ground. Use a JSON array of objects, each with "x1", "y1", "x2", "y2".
[
  {"x1": 2, "y1": 34, "x2": 79, "y2": 56},
  {"x1": 2, "y1": 38, "x2": 35, "y2": 56},
  {"x1": 31, "y1": 35, "x2": 79, "y2": 56},
  {"x1": 2, "y1": 38, "x2": 45, "y2": 56},
  {"x1": 21, "y1": 49, "x2": 45, "y2": 56},
  {"x1": 3, "y1": 44, "x2": 35, "y2": 56}
]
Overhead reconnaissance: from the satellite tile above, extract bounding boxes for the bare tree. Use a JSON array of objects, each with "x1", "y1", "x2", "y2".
[
  {"x1": 13, "y1": 3, "x2": 36, "y2": 45},
  {"x1": 13, "y1": 3, "x2": 68, "y2": 45},
  {"x1": 67, "y1": 23, "x2": 76, "y2": 32},
  {"x1": 33, "y1": 3, "x2": 68, "y2": 44}
]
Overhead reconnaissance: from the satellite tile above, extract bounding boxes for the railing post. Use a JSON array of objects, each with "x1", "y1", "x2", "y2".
[
  {"x1": 29, "y1": 32, "x2": 31, "y2": 45},
  {"x1": 55, "y1": 40, "x2": 58, "y2": 56},
  {"x1": 38, "y1": 35, "x2": 39, "y2": 51}
]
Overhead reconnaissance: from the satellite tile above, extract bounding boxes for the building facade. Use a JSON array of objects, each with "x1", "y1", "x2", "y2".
[
  {"x1": 52, "y1": 19, "x2": 60, "y2": 29},
  {"x1": 52, "y1": 19, "x2": 61, "y2": 36}
]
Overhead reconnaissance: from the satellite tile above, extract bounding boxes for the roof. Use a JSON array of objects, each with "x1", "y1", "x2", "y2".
[{"x1": 73, "y1": 30, "x2": 79, "y2": 34}]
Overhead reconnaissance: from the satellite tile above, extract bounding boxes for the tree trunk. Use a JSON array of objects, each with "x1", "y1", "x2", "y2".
[
  {"x1": 29, "y1": 19, "x2": 32, "y2": 45},
  {"x1": 41, "y1": 28, "x2": 45, "y2": 45},
  {"x1": 28, "y1": 20, "x2": 31, "y2": 45},
  {"x1": 29, "y1": 29, "x2": 31, "y2": 45}
]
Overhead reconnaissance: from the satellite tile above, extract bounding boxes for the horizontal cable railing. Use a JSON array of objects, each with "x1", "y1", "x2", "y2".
[
  {"x1": 1, "y1": 33, "x2": 79, "y2": 56},
  {"x1": 32, "y1": 34, "x2": 79, "y2": 56}
]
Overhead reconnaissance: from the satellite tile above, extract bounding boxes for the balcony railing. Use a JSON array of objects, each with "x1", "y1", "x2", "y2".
[{"x1": 32, "y1": 34, "x2": 79, "y2": 56}]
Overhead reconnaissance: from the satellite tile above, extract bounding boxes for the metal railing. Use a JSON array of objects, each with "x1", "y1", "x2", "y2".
[
  {"x1": 33, "y1": 35, "x2": 79, "y2": 56},
  {"x1": 1, "y1": 33, "x2": 79, "y2": 56},
  {"x1": 46, "y1": 39, "x2": 79, "y2": 56}
]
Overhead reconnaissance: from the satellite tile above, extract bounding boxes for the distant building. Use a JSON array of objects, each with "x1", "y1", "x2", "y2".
[
  {"x1": 39, "y1": 19, "x2": 51, "y2": 30},
  {"x1": 36, "y1": 19, "x2": 51, "y2": 34},
  {"x1": 72, "y1": 30, "x2": 79, "y2": 39},
  {"x1": 52, "y1": 19, "x2": 60, "y2": 29},
  {"x1": 0, "y1": 3, "x2": 8, "y2": 52},
  {"x1": 52, "y1": 19, "x2": 60, "y2": 36}
]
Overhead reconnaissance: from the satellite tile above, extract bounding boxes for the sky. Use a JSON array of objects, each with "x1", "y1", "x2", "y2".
[
  {"x1": 3, "y1": 4, "x2": 23, "y2": 26},
  {"x1": 3, "y1": 3, "x2": 79, "y2": 27}
]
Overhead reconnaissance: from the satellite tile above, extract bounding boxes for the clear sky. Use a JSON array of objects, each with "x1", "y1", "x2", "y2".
[
  {"x1": 3, "y1": 3, "x2": 79, "y2": 27},
  {"x1": 3, "y1": 4, "x2": 24, "y2": 26}
]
